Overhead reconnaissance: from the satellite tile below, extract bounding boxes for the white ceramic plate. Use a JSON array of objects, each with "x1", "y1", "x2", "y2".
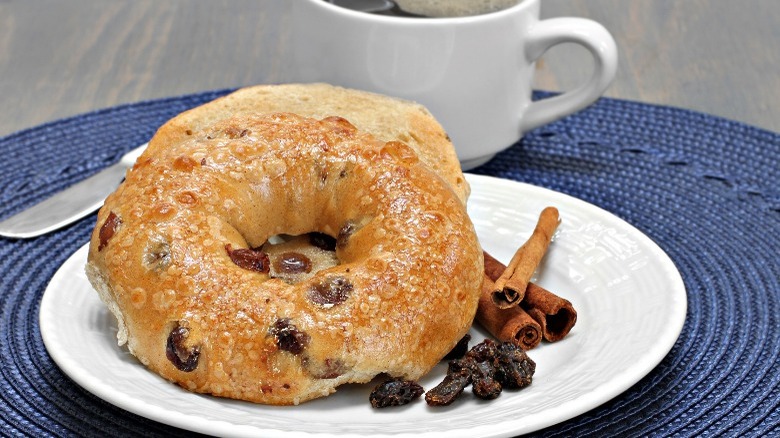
[{"x1": 40, "y1": 174, "x2": 686, "y2": 438}]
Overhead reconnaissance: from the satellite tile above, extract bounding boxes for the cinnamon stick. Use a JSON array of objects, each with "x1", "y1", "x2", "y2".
[
  {"x1": 482, "y1": 251, "x2": 506, "y2": 283},
  {"x1": 491, "y1": 207, "x2": 560, "y2": 308},
  {"x1": 521, "y1": 283, "x2": 577, "y2": 342},
  {"x1": 484, "y1": 249, "x2": 577, "y2": 344},
  {"x1": 476, "y1": 274, "x2": 542, "y2": 350}
]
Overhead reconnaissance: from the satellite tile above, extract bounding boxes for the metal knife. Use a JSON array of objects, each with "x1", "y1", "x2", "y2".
[{"x1": 0, "y1": 143, "x2": 148, "y2": 239}]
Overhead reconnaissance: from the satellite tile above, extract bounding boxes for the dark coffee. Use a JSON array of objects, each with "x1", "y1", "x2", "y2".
[
  {"x1": 325, "y1": 0, "x2": 521, "y2": 18},
  {"x1": 325, "y1": 0, "x2": 425, "y2": 17}
]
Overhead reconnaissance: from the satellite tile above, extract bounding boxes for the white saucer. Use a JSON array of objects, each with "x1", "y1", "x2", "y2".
[{"x1": 40, "y1": 174, "x2": 687, "y2": 437}]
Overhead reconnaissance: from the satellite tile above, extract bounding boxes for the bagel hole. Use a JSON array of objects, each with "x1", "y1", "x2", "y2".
[{"x1": 261, "y1": 233, "x2": 339, "y2": 284}]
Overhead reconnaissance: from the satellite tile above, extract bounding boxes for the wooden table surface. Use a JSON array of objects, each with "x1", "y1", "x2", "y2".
[{"x1": 1, "y1": 0, "x2": 778, "y2": 139}]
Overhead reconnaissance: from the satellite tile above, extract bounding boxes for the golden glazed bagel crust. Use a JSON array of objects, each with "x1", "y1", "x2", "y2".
[
  {"x1": 86, "y1": 113, "x2": 483, "y2": 405},
  {"x1": 147, "y1": 83, "x2": 469, "y2": 204}
]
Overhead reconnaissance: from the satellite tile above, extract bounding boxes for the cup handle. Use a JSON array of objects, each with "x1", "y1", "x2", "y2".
[{"x1": 520, "y1": 17, "x2": 618, "y2": 133}]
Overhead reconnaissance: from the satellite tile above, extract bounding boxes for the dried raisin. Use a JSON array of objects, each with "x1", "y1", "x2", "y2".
[
  {"x1": 443, "y1": 333, "x2": 471, "y2": 360},
  {"x1": 424, "y1": 367, "x2": 471, "y2": 406},
  {"x1": 494, "y1": 342, "x2": 535, "y2": 389},
  {"x1": 226, "y1": 244, "x2": 270, "y2": 273},
  {"x1": 269, "y1": 318, "x2": 309, "y2": 354},
  {"x1": 308, "y1": 276, "x2": 353, "y2": 306},
  {"x1": 369, "y1": 379, "x2": 424, "y2": 408},
  {"x1": 337, "y1": 220, "x2": 357, "y2": 249},
  {"x1": 470, "y1": 360, "x2": 502, "y2": 400},
  {"x1": 166, "y1": 324, "x2": 200, "y2": 372},
  {"x1": 274, "y1": 251, "x2": 312, "y2": 274},
  {"x1": 143, "y1": 236, "x2": 171, "y2": 271},
  {"x1": 98, "y1": 211, "x2": 121, "y2": 251}
]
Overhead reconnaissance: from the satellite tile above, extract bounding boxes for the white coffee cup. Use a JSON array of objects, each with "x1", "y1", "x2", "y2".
[{"x1": 287, "y1": 0, "x2": 618, "y2": 170}]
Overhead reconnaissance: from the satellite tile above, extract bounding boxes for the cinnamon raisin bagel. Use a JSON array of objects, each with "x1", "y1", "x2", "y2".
[
  {"x1": 85, "y1": 112, "x2": 483, "y2": 405},
  {"x1": 146, "y1": 83, "x2": 470, "y2": 204}
]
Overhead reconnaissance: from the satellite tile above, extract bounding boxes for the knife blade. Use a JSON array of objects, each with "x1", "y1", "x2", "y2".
[{"x1": 0, "y1": 143, "x2": 148, "y2": 239}]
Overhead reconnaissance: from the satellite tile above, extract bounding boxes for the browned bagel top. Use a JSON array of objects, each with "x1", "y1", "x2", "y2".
[
  {"x1": 147, "y1": 83, "x2": 470, "y2": 204},
  {"x1": 86, "y1": 113, "x2": 483, "y2": 405}
]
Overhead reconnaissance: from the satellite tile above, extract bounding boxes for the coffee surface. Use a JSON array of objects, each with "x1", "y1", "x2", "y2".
[{"x1": 326, "y1": 0, "x2": 522, "y2": 18}]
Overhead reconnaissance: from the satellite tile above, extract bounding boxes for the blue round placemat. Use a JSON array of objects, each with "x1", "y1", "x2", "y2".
[{"x1": 0, "y1": 90, "x2": 777, "y2": 437}]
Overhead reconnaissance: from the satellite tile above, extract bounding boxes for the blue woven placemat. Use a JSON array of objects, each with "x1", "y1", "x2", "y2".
[{"x1": 0, "y1": 90, "x2": 777, "y2": 437}]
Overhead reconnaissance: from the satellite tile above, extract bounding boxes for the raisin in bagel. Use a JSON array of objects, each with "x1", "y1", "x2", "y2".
[
  {"x1": 146, "y1": 83, "x2": 469, "y2": 204},
  {"x1": 85, "y1": 112, "x2": 483, "y2": 405}
]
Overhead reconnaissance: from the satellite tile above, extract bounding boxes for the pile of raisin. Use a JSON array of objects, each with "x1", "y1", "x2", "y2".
[
  {"x1": 425, "y1": 339, "x2": 535, "y2": 406},
  {"x1": 368, "y1": 337, "x2": 535, "y2": 408}
]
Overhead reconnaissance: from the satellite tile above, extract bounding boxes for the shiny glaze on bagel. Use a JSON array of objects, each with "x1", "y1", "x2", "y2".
[{"x1": 86, "y1": 113, "x2": 483, "y2": 405}]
